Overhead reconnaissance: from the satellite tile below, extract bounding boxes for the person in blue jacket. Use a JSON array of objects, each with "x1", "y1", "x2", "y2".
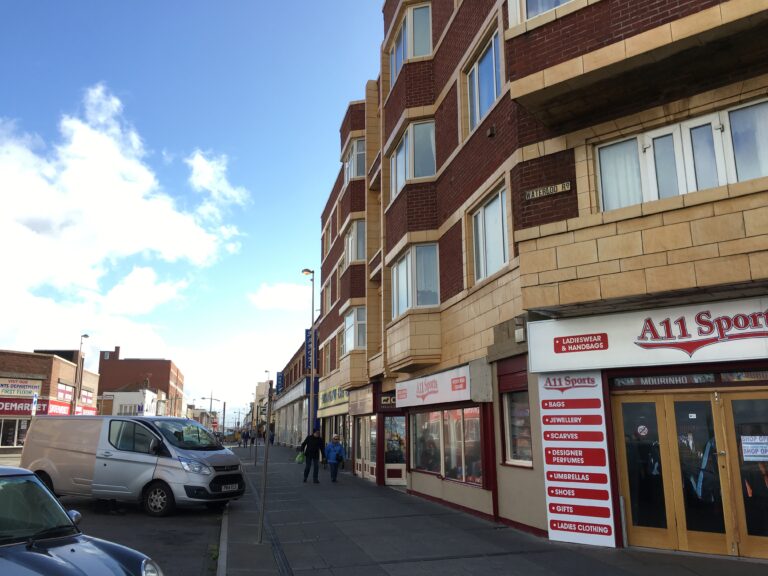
[{"x1": 325, "y1": 434, "x2": 346, "y2": 483}]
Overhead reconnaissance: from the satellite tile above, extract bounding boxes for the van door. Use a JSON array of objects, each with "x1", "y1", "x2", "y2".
[{"x1": 92, "y1": 420, "x2": 159, "y2": 499}]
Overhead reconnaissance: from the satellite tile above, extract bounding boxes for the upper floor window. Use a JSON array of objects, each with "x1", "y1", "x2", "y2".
[
  {"x1": 389, "y1": 4, "x2": 432, "y2": 87},
  {"x1": 391, "y1": 244, "x2": 439, "y2": 318},
  {"x1": 390, "y1": 120, "x2": 436, "y2": 200},
  {"x1": 467, "y1": 32, "x2": 501, "y2": 132},
  {"x1": 510, "y1": 0, "x2": 572, "y2": 22},
  {"x1": 343, "y1": 138, "x2": 366, "y2": 186},
  {"x1": 322, "y1": 226, "x2": 330, "y2": 259},
  {"x1": 598, "y1": 99, "x2": 768, "y2": 211},
  {"x1": 344, "y1": 220, "x2": 366, "y2": 268},
  {"x1": 473, "y1": 188, "x2": 508, "y2": 281},
  {"x1": 340, "y1": 307, "x2": 367, "y2": 356}
]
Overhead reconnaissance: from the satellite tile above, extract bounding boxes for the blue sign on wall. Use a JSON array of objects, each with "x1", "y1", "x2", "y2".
[
  {"x1": 304, "y1": 329, "x2": 318, "y2": 370},
  {"x1": 276, "y1": 371, "x2": 284, "y2": 394}
]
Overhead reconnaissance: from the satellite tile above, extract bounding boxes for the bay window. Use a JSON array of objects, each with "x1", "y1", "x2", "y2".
[
  {"x1": 344, "y1": 220, "x2": 365, "y2": 268},
  {"x1": 598, "y1": 99, "x2": 768, "y2": 211},
  {"x1": 473, "y1": 188, "x2": 508, "y2": 281},
  {"x1": 411, "y1": 407, "x2": 482, "y2": 485},
  {"x1": 391, "y1": 244, "x2": 439, "y2": 318},
  {"x1": 343, "y1": 138, "x2": 365, "y2": 186},
  {"x1": 341, "y1": 307, "x2": 366, "y2": 356},
  {"x1": 467, "y1": 32, "x2": 501, "y2": 132},
  {"x1": 390, "y1": 120, "x2": 435, "y2": 200},
  {"x1": 389, "y1": 4, "x2": 432, "y2": 87}
]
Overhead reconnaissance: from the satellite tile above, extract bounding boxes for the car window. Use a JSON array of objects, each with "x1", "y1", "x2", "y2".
[
  {"x1": 0, "y1": 475, "x2": 75, "y2": 545},
  {"x1": 108, "y1": 421, "x2": 155, "y2": 454}
]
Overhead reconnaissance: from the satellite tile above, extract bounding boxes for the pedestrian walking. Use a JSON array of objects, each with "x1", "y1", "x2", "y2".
[
  {"x1": 299, "y1": 427, "x2": 324, "y2": 483},
  {"x1": 325, "y1": 434, "x2": 346, "y2": 483},
  {"x1": 250, "y1": 432, "x2": 255, "y2": 447},
  {"x1": 241, "y1": 429, "x2": 249, "y2": 448}
]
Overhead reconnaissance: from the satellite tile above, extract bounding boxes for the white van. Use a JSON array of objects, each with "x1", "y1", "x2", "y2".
[{"x1": 21, "y1": 416, "x2": 245, "y2": 516}]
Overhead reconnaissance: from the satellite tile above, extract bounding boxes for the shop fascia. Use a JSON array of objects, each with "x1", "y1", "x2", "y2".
[
  {"x1": 0, "y1": 377, "x2": 71, "y2": 416},
  {"x1": 527, "y1": 296, "x2": 768, "y2": 549},
  {"x1": 395, "y1": 362, "x2": 492, "y2": 409},
  {"x1": 272, "y1": 377, "x2": 310, "y2": 412}
]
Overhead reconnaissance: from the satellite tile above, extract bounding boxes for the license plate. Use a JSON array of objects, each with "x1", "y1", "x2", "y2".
[{"x1": 221, "y1": 483, "x2": 239, "y2": 492}]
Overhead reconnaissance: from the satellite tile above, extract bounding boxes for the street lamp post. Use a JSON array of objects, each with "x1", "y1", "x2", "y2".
[
  {"x1": 302, "y1": 268, "x2": 315, "y2": 436},
  {"x1": 72, "y1": 333, "x2": 89, "y2": 415},
  {"x1": 201, "y1": 391, "x2": 220, "y2": 431},
  {"x1": 255, "y1": 370, "x2": 269, "y2": 464}
]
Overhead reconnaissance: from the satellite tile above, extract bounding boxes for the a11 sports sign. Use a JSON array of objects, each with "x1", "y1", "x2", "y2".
[{"x1": 528, "y1": 297, "x2": 768, "y2": 373}]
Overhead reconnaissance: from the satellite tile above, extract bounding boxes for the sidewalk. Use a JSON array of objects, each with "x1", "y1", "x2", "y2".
[{"x1": 223, "y1": 445, "x2": 766, "y2": 576}]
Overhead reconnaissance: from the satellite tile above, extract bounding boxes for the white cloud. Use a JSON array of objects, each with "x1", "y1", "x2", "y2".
[
  {"x1": 248, "y1": 283, "x2": 312, "y2": 312},
  {"x1": 0, "y1": 83, "x2": 252, "y2": 386},
  {"x1": 185, "y1": 150, "x2": 249, "y2": 223}
]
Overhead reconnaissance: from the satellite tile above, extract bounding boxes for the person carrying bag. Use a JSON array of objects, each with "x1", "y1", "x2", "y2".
[
  {"x1": 299, "y1": 427, "x2": 324, "y2": 483},
  {"x1": 324, "y1": 434, "x2": 346, "y2": 483}
]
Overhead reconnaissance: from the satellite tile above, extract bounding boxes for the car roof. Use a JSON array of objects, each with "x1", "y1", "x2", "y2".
[{"x1": 0, "y1": 465, "x2": 34, "y2": 477}]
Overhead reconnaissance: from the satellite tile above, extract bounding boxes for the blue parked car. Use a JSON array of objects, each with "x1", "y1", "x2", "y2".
[{"x1": 0, "y1": 465, "x2": 163, "y2": 575}]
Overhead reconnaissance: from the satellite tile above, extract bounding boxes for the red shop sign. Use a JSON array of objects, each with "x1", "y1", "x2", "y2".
[
  {"x1": 542, "y1": 414, "x2": 603, "y2": 426},
  {"x1": 542, "y1": 399, "x2": 601, "y2": 410},
  {"x1": 544, "y1": 431, "x2": 604, "y2": 442},
  {"x1": 548, "y1": 503, "x2": 611, "y2": 518},
  {"x1": 47, "y1": 399, "x2": 71, "y2": 416},
  {"x1": 545, "y1": 447, "x2": 606, "y2": 466},
  {"x1": 0, "y1": 396, "x2": 48, "y2": 416},
  {"x1": 546, "y1": 471, "x2": 608, "y2": 484},
  {"x1": 550, "y1": 520, "x2": 612, "y2": 536},
  {"x1": 548, "y1": 486, "x2": 610, "y2": 500}
]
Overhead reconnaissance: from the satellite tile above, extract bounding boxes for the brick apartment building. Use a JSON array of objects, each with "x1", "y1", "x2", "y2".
[
  {"x1": 0, "y1": 349, "x2": 99, "y2": 450},
  {"x1": 273, "y1": 0, "x2": 768, "y2": 559},
  {"x1": 98, "y1": 346, "x2": 185, "y2": 417}
]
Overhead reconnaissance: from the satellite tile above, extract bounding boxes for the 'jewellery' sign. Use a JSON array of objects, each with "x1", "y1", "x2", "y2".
[{"x1": 528, "y1": 297, "x2": 768, "y2": 373}]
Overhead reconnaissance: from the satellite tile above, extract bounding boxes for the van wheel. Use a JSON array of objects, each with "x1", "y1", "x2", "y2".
[
  {"x1": 36, "y1": 472, "x2": 56, "y2": 496},
  {"x1": 143, "y1": 481, "x2": 175, "y2": 517}
]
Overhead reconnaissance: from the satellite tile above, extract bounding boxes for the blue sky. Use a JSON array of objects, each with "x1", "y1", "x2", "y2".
[{"x1": 0, "y1": 1, "x2": 383, "y2": 423}]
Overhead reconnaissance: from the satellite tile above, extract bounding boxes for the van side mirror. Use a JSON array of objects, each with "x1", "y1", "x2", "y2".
[
  {"x1": 67, "y1": 510, "x2": 82, "y2": 526},
  {"x1": 149, "y1": 437, "x2": 160, "y2": 454}
]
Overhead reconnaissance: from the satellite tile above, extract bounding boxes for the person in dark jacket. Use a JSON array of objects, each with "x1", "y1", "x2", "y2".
[
  {"x1": 324, "y1": 434, "x2": 346, "y2": 483},
  {"x1": 300, "y1": 428, "x2": 324, "y2": 483}
]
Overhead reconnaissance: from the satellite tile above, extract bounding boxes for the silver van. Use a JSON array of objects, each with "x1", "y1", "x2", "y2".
[{"x1": 20, "y1": 416, "x2": 245, "y2": 516}]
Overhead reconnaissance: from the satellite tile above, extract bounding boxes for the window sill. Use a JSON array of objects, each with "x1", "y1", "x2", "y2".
[
  {"x1": 505, "y1": 0, "x2": 602, "y2": 40},
  {"x1": 464, "y1": 94, "x2": 507, "y2": 143},
  {"x1": 387, "y1": 305, "x2": 441, "y2": 329},
  {"x1": 500, "y1": 460, "x2": 534, "y2": 469}
]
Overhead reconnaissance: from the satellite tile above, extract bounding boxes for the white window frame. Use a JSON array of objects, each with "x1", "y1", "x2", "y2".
[
  {"x1": 511, "y1": 0, "x2": 574, "y2": 23},
  {"x1": 389, "y1": 120, "x2": 436, "y2": 201},
  {"x1": 473, "y1": 187, "x2": 508, "y2": 282},
  {"x1": 344, "y1": 220, "x2": 366, "y2": 269},
  {"x1": 343, "y1": 138, "x2": 366, "y2": 186},
  {"x1": 467, "y1": 31, "x2": 502, "y2": 132},
  {"x1": 389, "y1": 3, "x2": 432, "y2": 88},
  {"x1": 341, "y1": 306, "x2": 366, "y2": 357},
  {"x1": 391, "y1": 243, "x2": 440, "y2": 319},
  {"x1": 502, "y1": 391, "x2": 533, "y2": 467},
  {"x1": 596, "y1": 99, "x2": 768, "y2": 212}
]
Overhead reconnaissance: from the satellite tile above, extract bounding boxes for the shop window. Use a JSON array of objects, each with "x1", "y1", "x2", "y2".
[
  {"x1": 389, "y1": 3, "x2": 432, "y2": 88},
  {"x1": 0, "y1": 418, "x2": 30, "y2": 447},
  {"x1": 390, "y1": 120, "x2": 436, "y2": 201},
  {"x1": 473, "y1": 187, "x2": 508, "y2": 281},
  {"x1": 597, "y1": 99, "x2": 768, "y2": 211},
  {"x1": 411, "y1": 407, "x2": 482, "y2": 485},
  {"x1": 391, "y1": 244, "x2": 439, "y2": 318},
  {"x1": 467, "y1": 31, "x2": 501, "y2": 132},
  {"x1": 502, "y1": 391, "x2": 533, "y2": 466}
]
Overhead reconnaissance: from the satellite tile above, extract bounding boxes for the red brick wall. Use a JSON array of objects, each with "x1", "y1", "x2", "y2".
[
  {"x1": 436, "y1": 95, "x2": 516, "y2": 225},
  {"x1": 0, "y1": 352, "x2": 56, "y2": 398},
  {"x1": 322, "y1": 170, "x2": 344, "y2": 226},
  {"x1": 439, "y1": 221, "x2": 463, "y2": 301},
  {"x1": 339, "y1": 180, "x2": 366, "y2": 224},
  {"x1": 433, "y1": 0, "x2": 497, "y2": 95},
  {"x1": 433, "y1": 0, "x2": 455, "y2": 43},
  {"x1": 511, "y1": 149, "x2": 577, "y2": 231},
  {"x1": 98, "y1": 358, "x2": 173, "y2": 396},
  {"x1": 322, "y1": 222, "x2": 344, "y2": 280},
  {"x1": 330, "y1": 269, "x2": 338, "y2": 303},
  {"x1": 385, "y1": 59, "x2": 435, "y2": 142},
  {"x1": 340, "y1": 102, "x2": 366, "y2": 150},
  {"x1": 435, "y1": 83, "x2": 458, "y2": 170},
  {"x1": 385, "y1": 182, "x2": 439, "y2": 253},
  {"x1": 507, "y1": 0, "x2": 725, "y2": 81},
  {"x1": 339, "y1": 263, "x2": 367, "y2": 304},
  {"x1": 383, "y1": 0, "x2": 398, "y2": 36}
]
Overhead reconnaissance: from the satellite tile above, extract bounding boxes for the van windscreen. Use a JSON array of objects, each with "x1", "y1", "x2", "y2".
[{"x1": 153, "y1": 419, "x2": 221, "y2": 450}]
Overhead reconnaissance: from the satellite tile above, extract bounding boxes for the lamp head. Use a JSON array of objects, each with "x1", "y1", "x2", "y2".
[
  {"x1": 301, "y1": 268, "x2": 313, "y2": 276},
  {"x1": 81, "y1": 333, "x2": 89, "y2": 339}
]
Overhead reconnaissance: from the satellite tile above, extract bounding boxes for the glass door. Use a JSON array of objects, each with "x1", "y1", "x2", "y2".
[
  {"x1": 612, "y1": 395, "x2": 678, "y2": 550},
  {"x1": 723, "y1": 391, "x2": 768, "y2": 559},
  {"x1": 354, "y1": 416, "x2": 376, "y2": 482},
  {"x1": 384, "y1": 415, "x2": 406, "y2": 485}
]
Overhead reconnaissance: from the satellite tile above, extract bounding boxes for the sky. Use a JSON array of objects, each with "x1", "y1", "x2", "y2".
[{"x1": 0, "y1": 1, "x2": 383, "y2": 426}]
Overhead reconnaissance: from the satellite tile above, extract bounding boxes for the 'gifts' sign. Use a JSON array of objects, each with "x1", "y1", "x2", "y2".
[{"x1": 540, "y1": 371, "x2": 616, "y2": 548}]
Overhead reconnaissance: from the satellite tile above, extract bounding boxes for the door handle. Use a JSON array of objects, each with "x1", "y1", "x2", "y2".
[
  {"x1": 718, "y1": 451, "x2": 726, "y2": 456},
  {"x1": 102, "y1": 451, "x2": 113, "y2": 457}
]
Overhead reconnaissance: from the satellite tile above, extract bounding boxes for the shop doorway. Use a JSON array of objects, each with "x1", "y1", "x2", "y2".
[
  {"x1": 354, "y1": 415, "x2": 376, "y2": 481},
  {"x1": 613, "y1": 391, "x2": 768, "y2": 558},
  {"x1": 383, "y1": 415, "x2": 406, "y2": 486}
]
